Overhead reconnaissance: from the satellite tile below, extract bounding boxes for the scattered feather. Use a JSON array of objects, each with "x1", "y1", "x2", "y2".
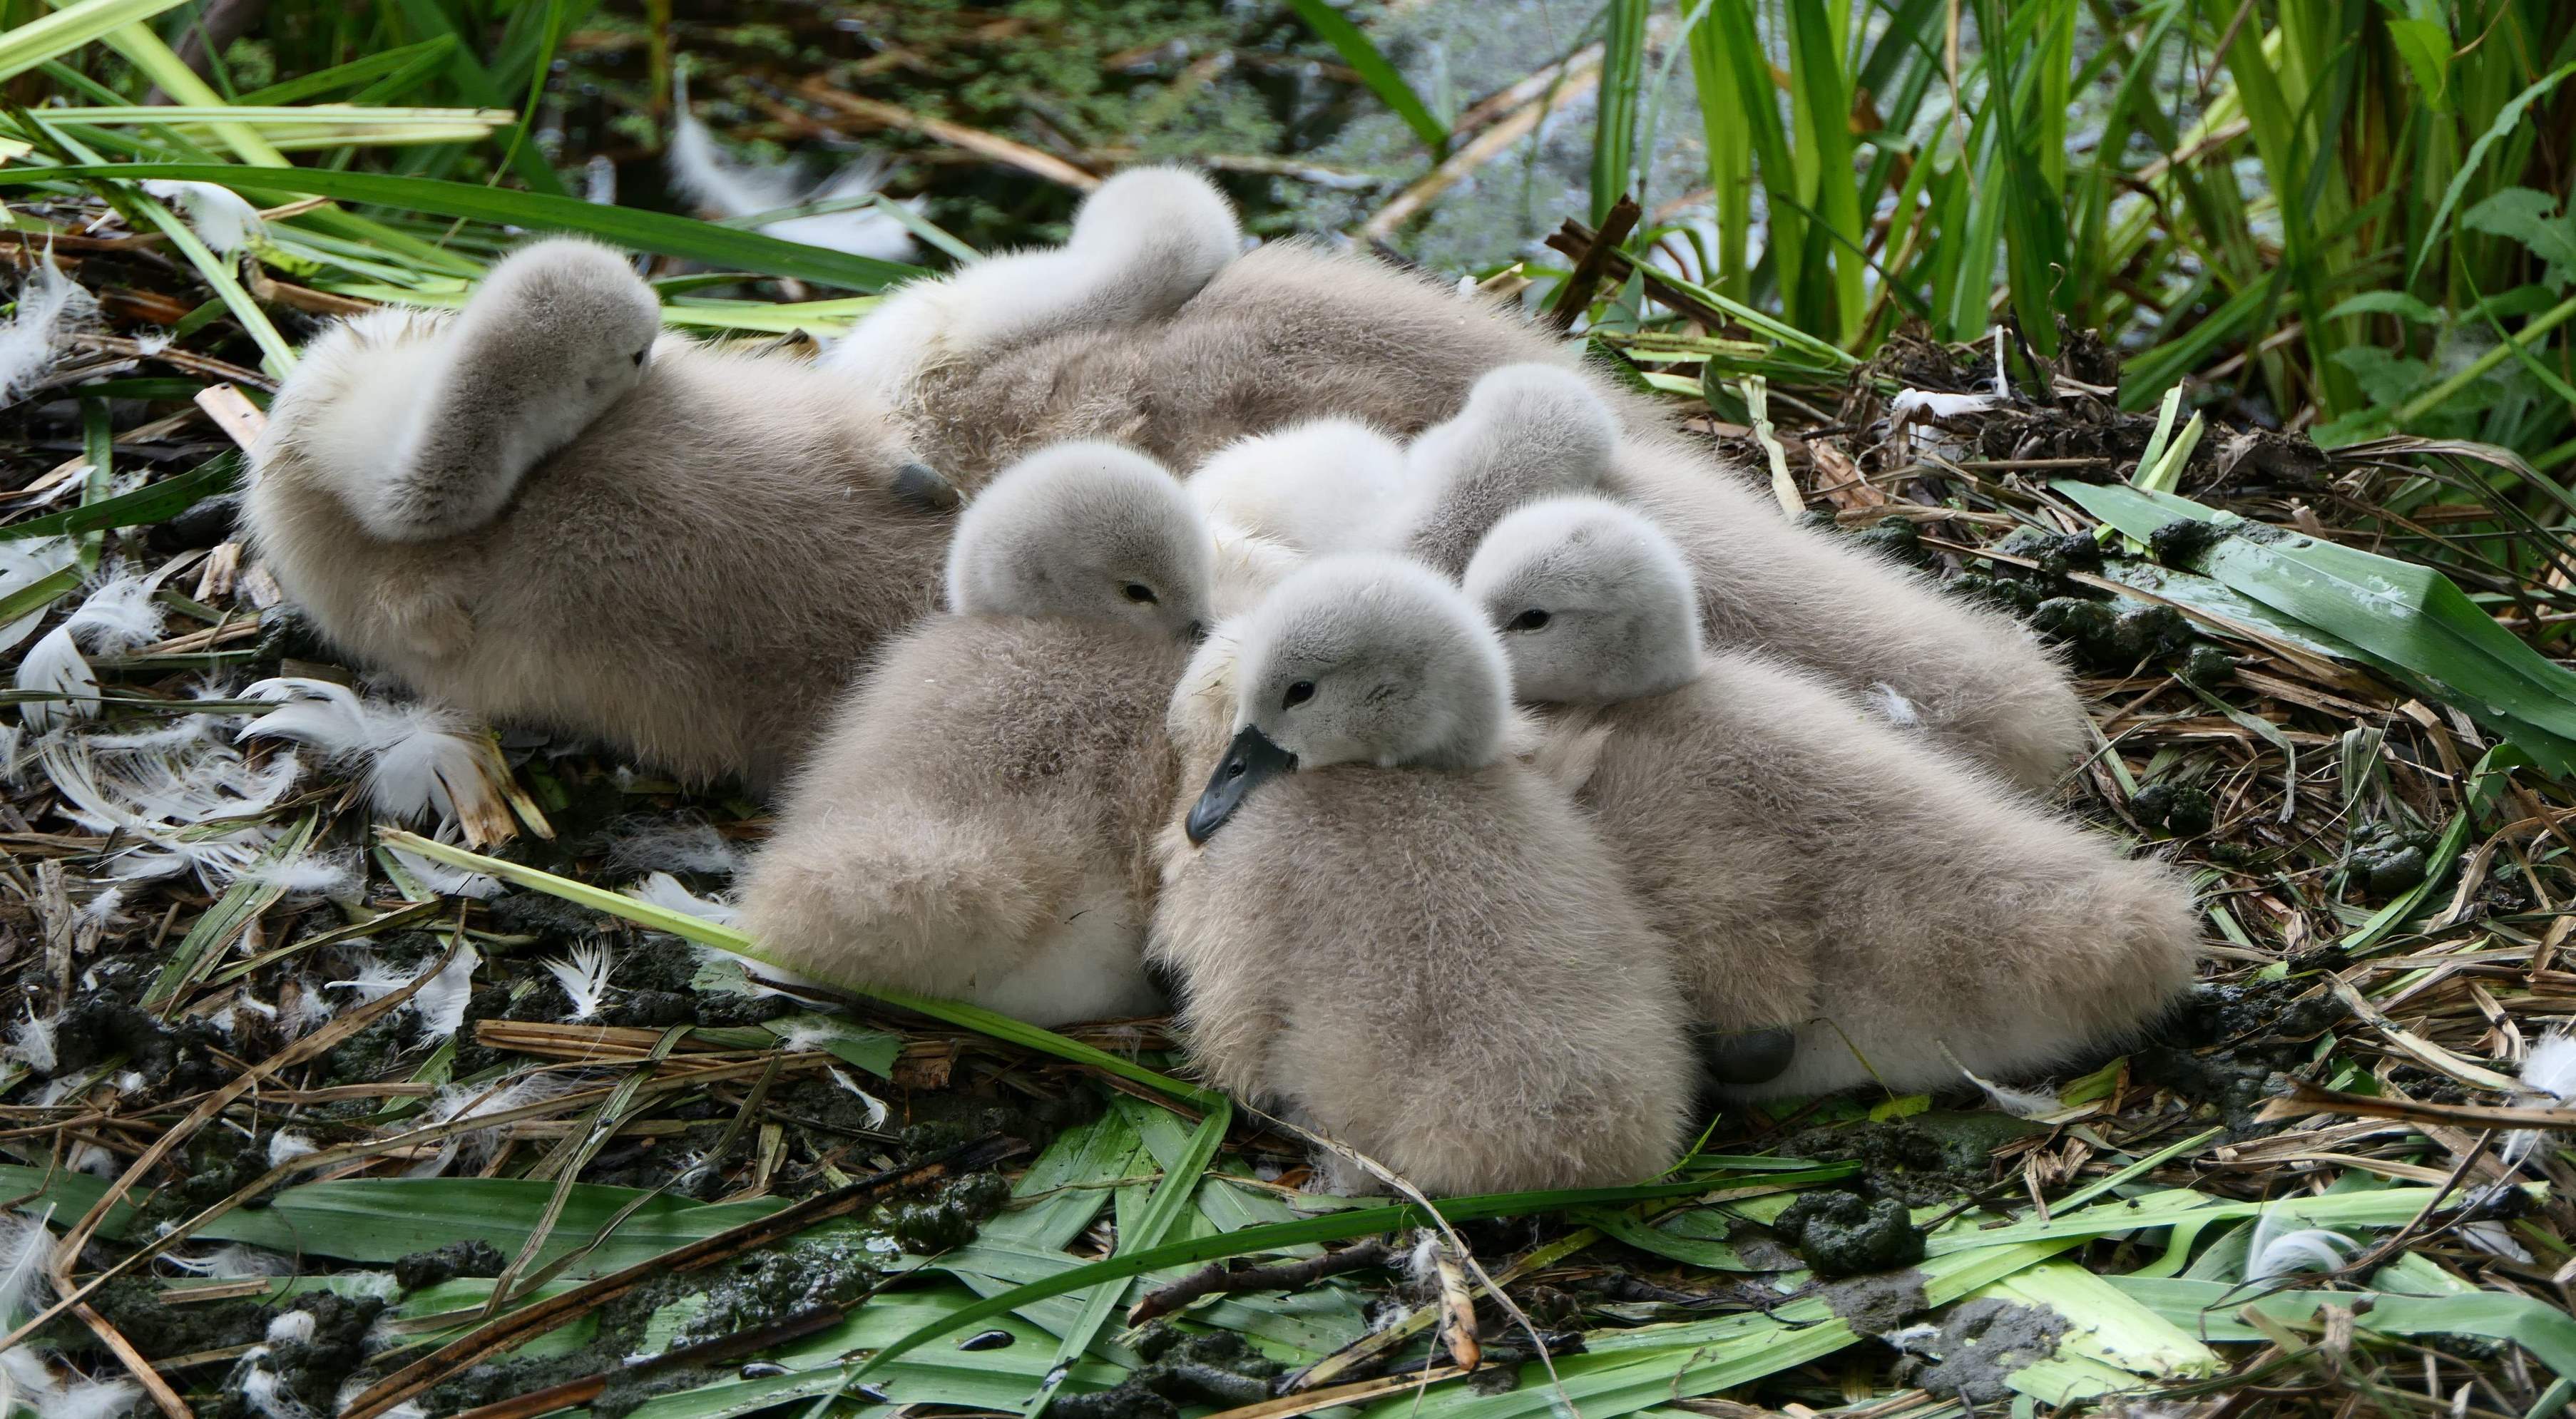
[
  {"x1": 603, "y1": 816, "x2": 738, "y2": 875},
  {"x1": 1870, "y1": 682, "x2": 1924, "y2": 729},
  {"x1": 61, "y1": 573, "x2": 165, "y2": 655},
  {"x1": 160, "y1": 1244, "x2": 292, "y2": 1280},
  {"x1": 541, "y1": 941, "x2": 615, "y2": 1021},
  {"x1": 140, "y1": 180, "x2": 267, "y2": 255},
  {"x1": 2245, "y1": 1207, "x2": 2356, "y2": 1281},
  {"x1": 1961, "y1": 1066, "x2": 2063, "y2": 1120},
  {"x1": 239, "y1": 678, "x2": 504, "y2": 830},
  {"x1": 0, "y1": 259, "x2": 101, "y2": 404},
  {"x1": 0, "y1": 1207, "x2": 53, "y2": 1328},
  {"x1": 625, "y1": 871, "x2": 740, "y2": 926},
  {"x1": 823, "y1": 1066, "x2": 892, "y2": 1129},
  {"x1": 385, "y1": 839, "x2": 501, "y2": 900},
  {"x1": 265, "y1": 1132, "x2": 316, "y2": 1168},
  {"x1": 2460, "y1": 1221, "x2": 2533, "y2": 1264},
  {"x1": 39, "y1": 1375, "x2": 145, "y2": 1419},
  {"x1": 7, "y1": 1010, "x2": 56, "y2": 1075},
  {"x1": 243, "y1": 850, "x2": 362, "y2": 898},
  {"x1": 16, "y1": 626, "x2": 99, "y2": 730},
  {"x1": 1890, "y1": 389, "x2": 1999, "y2": 425},
  {"x1": 668, "y1": 89, "x2": 916, "y2": 262},
  {"x1": 0, "y1": 536, "x2": 76, "y2": 655},
  {"x1": 2500, "y1": 1031, "x2": 2576, "y2": 1170},
  {"x1": 264, "y1": 1310, "x2": 317, "y2": 1343},
  {"x1": 328, "y1": 946, "x2": 479, "y2": 1038},
  {"x1": 68, "y1": 1142, "x2": 117, "y2": 1177}
]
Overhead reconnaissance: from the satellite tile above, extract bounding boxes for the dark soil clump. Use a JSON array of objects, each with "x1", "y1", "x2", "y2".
[{"x1": 1774, "y1": 1192, "x2": 1926, "y2": 1278}]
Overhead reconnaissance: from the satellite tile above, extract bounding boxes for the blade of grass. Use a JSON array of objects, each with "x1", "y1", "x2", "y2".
[
  {"x1": 1590, "y1": 0, "x2": 1648, "y2": 223},
  {"x1": 0, "y1": 163, "x2": 921, "y2": 292},
  {"x1": 1282, "y1": 0, "x2": 1448, "y2": 157},
  {"x1": 372, "y1": 829, "x2": 1219, "y2": 1106},
  {"x1": 1023, "y1": 1097, "x2": 1230, "y2": 1418},
  {"x1": 0, "y1": 0, "x2": 194, "y2": 83},
  {"x1": 838, "y1": 1165, "x2": 1856, "y2": 1388}
]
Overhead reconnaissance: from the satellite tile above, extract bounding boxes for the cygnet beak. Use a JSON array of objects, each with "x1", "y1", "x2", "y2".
[
  {"x1": 1186, "y1": 725, "x2": 1297, "y2": 845},
  {"x1": 891, "y1": 461, "x2": 961, "y2": 513},
  {"x1": 1691, "y1": 1023, "x2": 1797, "y2": 1086}
]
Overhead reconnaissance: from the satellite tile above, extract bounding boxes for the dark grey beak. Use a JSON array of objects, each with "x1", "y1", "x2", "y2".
[
  {"x1": 1692, "y1": 1023, "x2": 1796, "y2": 1086},
  {"x1": 1186, "y1": 726, "x2": 1297, "y2": 844},
  {"x1": 891, "y1": 461, "x2": 959, "y2": 512}
]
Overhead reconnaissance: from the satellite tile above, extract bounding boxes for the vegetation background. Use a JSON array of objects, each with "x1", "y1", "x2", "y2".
[{"x1": 1, "y1": 1, "x2": 2574, "y2": 1418}]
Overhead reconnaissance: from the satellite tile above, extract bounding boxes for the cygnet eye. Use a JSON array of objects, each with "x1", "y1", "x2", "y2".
[
  {"x1": 1508, "y1": 608, "x2": 1553, "y2": 631},
  {"x1": 1282, "y1": 680, "x2": 1315, "y2": 709},
  {"x1": 630, "y1": 348, "x2": 648, "y2": 367},
  {"x1": 1123, "y1": 583, "x2": 1157, "y2": 605}
]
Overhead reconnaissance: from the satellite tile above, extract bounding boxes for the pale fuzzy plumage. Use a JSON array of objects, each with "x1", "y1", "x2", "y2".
[
  {"x1": 1468, "y1": 499, "x2": 2200, "y2": 1090},
  {"x1": 829, "y1": 166, "x2": 1241, "y2": 404},
  {"x1": 741, "y1": 447, "x2": 1208, "y2": 1025},
  {"x1": 264, "y1": 1311, "x2": 317, "y2": 1344},
  {"x1": 260, "y1": 166, "x2": 2075, "y2": 792},
  {"x1": 2244, "y1": 1207, "x2": 2357, "y2": 1281},
  {"x1": 1399, "y1": 365, "x2": 2086, "y2": 792},
  {"x1": 237, "y1": 677, "x2": 501, "y2": 829},
  {"x1": 541, "y1": 941, "x2": 616, "y2": 1020},
  {"x1": 1187, "y1": 420, "x2": 1412, "y2": 618},
  {"x1": 244, "y1": 240, "x2": 958, "y2": 792},
  {"x1": 666, "y1": 100, "x2": 916, "y2": 263},
  {"x1": 0, "y1": 1358, "x2": 140, "y2": 1419},
  {"x1": 1, "y1": 260, "x2": 100, "y2": 404},
  {"x1": 140, "y1": 180, "x2": 266, "y2": 255},
  {"x1": 1148, "y1": 558, "x2": 1694, "y2": 1193},
  {"x1": 265, "y1": 1132, "x2": 317, "y2": 1167},
  {"x1": 1963, "y1": 1069, "x2": 2064, "y2": 1120}
]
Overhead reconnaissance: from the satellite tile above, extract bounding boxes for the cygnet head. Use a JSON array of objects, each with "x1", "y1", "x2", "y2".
[
  {"x1": 394, "y1": 238, "x2": 661, "y2": 539},
  {"x1": 945, "y1": 441, "x2": 1212, "y2": 640},
  {"x1": 1185, "y1": 556, "x2": 1511, "y2": 844},
  {"x1": 1406, "y1": 362, "x2": 1620, "y2": 493},
  {"x1": 1464, "y1": 496, "x2": 1704, "y2": 705}
]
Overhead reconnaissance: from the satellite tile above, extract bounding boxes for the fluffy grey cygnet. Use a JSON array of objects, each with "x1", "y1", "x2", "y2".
[
  {"x1": 1465, "y1": 496, "x2": 2204, "y2": 1097},
  {"x1": 1149, "y1": 555, "x2": 1695, "y2": 1194},
  {"x1": 245, "y1": 237, "x2": 959, "y2": 792},
  {"x1": 1398, "y1": 362, "x2": 2090, "y2": 794},
  {"x1": 737, "y1": 443, "x2": 1212, "y2": 1025}
]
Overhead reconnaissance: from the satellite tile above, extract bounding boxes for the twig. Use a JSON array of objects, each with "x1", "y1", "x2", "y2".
[
  {"x1": 794, "y1": 80, "x2": 1101, "y2": 191},
  {"x1": 1546, "y1": 195, "x2": 1639, "y2": 331},
  {"x1": 2261, "y1": 1078, "x2": 2576, "y2": 1132},
  {"x1": 1128, "y1": 1239, "x2": 1394, "y2": 1324}
]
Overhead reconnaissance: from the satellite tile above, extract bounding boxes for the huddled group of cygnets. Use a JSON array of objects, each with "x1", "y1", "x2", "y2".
[{"x1": 243, "y1": 168, "x2": 2201, "y2": 1194}]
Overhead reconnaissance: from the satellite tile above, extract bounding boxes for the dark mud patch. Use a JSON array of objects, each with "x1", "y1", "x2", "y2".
[
  {"x1": 1773, "y1": 1192, "x2": 1926, "y2": 1278},
  {"x1": 1055, "y1": 1324, "x2": 1284, "y2": 1419},
  {"x1": 2136, "y1": 977, "x2": 2348, "y2": 1132},
  {"x1": 393, "y1": 1239, "x2": 509, "y2": 1293},
  {"x1": 1898, "y1": 1297, "x2": 2070, "y2": 1403},
  {"x1": 1818, "y1": 1269, "x2": 1931, "y2": 1333},
  {"x1": 1775, "y1": 1114, "x2": 2045, "y2": 1207}
]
